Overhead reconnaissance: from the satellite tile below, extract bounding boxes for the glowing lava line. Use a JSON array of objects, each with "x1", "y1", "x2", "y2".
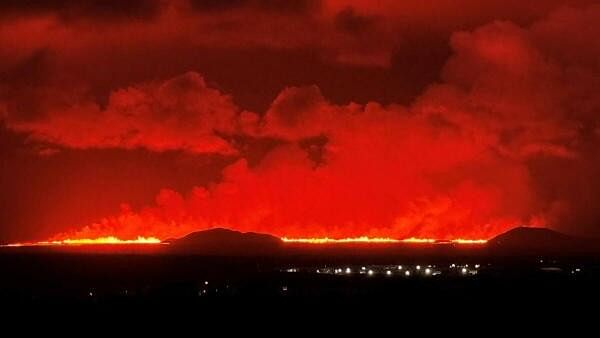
[
  {"x1": 281, "y1": 237, "x2": 400, "y2": 244},
  {"x1": 451, "y1": 239, "x2": 488, "y2": 245},
  {"x1": 3, "y1": 236, "x2": 161, "y2": 247},
  {"x1": 4, "y1": 236, "x2": 488, "y2": 247},
  {"x1": 281, "y1": 237, "x2": 488, "y2": 245},
  {"x1": 401, "y1": 237, "x2": 437, "y2": 244}
]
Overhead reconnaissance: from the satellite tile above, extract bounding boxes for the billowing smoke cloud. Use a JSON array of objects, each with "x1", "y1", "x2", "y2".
[
  {"x1": 48, "y1": 83, "x2": 543, "y2": 240},
  {"x1": 3, "y1": 72, "x2": 242, "y2": 154},
  {"x1": 3, "y1": 4, "x2": 600, "y2": 240}
]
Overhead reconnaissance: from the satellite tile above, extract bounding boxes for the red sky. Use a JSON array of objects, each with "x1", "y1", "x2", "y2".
[{"x1": 1, "y1": 0, "x2": 600, "y2": 242}]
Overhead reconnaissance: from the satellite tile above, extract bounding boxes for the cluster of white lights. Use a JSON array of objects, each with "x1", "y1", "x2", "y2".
[
  {"x1": 297, "y1": 262, "x2": 484, "y2": 277},
  {"x1": 447, "y1": 263, "x2": 483, "y2": 275}
]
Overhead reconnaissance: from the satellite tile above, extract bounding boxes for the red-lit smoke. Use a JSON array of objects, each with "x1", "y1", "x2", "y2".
[{"x1": 2, "y1": 3, "x2": 600, "y2": 241}]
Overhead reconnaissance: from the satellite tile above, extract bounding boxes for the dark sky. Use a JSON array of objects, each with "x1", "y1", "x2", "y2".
[{"x1": 1, "y1": 0, "x2": 600, "y2": 242}]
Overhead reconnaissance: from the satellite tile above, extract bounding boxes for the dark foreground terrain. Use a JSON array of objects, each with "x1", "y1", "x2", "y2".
[
  {"x1": 2, "y1": 227, "x2": 600, "y2": 310},
  {"x1": 2, "y1": 249, "x2": 600, "y2": 309}
]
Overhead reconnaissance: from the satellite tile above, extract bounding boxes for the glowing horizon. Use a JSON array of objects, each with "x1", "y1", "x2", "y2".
[
  {"x1": 282, "y1": 237, "x2": 488, "y2": 245},
  {"x1": 3, "y1": 234, "x2": 489, "y2": 247},
  {"x1": 2, "y1": 236, "x2": 161, "y2": 247},
  {"x1": 1, "y1": 0, "x2": 598, "y2": 248},
  {"x1": 281, "y1": 236, "x2": 401, "y2": 244}
]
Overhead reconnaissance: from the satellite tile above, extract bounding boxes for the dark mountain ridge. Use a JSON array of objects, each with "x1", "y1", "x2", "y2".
[
  {"x1": 164, "y1": 226, "x2": 600, "y2": 257},
  {"x1": 487, "y1": 226, "x2": 598, "y2": 255},
  {"x1": 167, "y1": 228, "x2": 282, "y2": 255}
]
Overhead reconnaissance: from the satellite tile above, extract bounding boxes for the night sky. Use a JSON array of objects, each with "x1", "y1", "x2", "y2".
[{"x1": 1, "y1": 0, "x2": 600, "y2": 243}]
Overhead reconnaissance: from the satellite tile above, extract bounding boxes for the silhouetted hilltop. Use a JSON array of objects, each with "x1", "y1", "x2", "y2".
[
  {"x1": 167, "y1": 228, "x2": 282, "y2": 255},
  {"x1": 488, "y1": 227, "x2": 597, "y2": 255},
  {"x1": 164, "y1": 226, "x2": 600, "y2": 257},
  {"x1": 491, "y1": 227, "x2": 571, "y2": 246}
]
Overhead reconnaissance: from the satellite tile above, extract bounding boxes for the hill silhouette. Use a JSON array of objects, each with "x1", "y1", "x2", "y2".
[
  {"x1": 163, "y1": 226, "x2": 600, "y2": 257},
  {"x1": 488, "y1": 226, "x2": 597, "y2": 255},
  {"x1": 167, "y1": 228, "x2": 282, "y2": 255}
]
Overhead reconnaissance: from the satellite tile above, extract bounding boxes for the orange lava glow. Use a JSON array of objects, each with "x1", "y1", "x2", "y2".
[
  {"x1": 401, "y1": 237, "x2": 437, "y2": 244},
  {"x1": 450, "y1": 239, "x2": 488, "y2": 245},
  {"x1": 281, "y1": 237, "x2": 488, "y2": 245},
  {"x1": 3, "y1": 235, "x2": 489, "y2": 247},
  {"x1": 281, "y1": 237, "x2": 400, "y2": 244},
  {"x1": 3, "y1": 236, "x2": 161, "y2": 247}
]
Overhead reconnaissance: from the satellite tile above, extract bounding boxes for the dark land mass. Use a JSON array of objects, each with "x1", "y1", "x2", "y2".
[
  {"x1": 162, "y1": 227, "x2": 600, "y2": 261},
  {"x1": 488, "y1": 226, "x2": 589, "y2": 253},
  {"x1": 2, "y1": 227, "x2": 600, "y2": 307},
  {"x1": 167, "y1": 228, "x2": 283, "y2": 254}
]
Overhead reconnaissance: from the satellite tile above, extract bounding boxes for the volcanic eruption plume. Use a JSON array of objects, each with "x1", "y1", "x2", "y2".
[{"x1": 1, "y1": 2, "x2": 600, "y2": 243}]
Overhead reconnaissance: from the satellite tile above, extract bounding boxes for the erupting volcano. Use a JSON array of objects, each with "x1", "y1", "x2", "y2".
[
  {"x1": 2, "y1": 1, "x2": 600, "y2": 247},
  {"x1": 4, "y1": 0, "x2": 600, "y2": 311}
]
